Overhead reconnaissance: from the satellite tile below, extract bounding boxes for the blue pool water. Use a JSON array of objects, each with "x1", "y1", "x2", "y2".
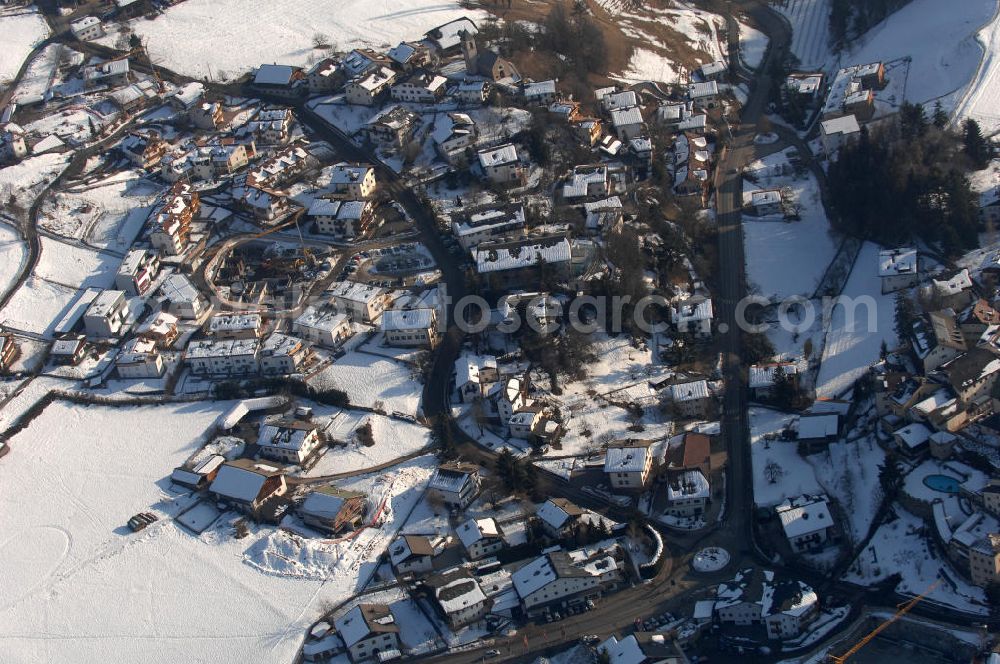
[{"x1": 923, "y1": 474, "x2": 961, "y2": 494}]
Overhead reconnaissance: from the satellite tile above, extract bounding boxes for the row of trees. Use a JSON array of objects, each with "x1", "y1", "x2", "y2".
[{"x1": 827, "y1": 104, "x2": 983, "y2": 254}]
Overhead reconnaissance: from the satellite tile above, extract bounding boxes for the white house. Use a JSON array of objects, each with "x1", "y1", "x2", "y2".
[
  {"x1": 334, "y1": 604, "x2": 401, "y2": 663},
  {"x1": 70, "y1": 15, "x2": 104, "y2": 41},
  {"x1": 208, "y1": 313, "x2": 263, "y2": 340},
  {"x1": 457, "y1": 517, "x2": 504, "y2": 560},
  {"x1": 389, "y1": 534, "x2": 445, "y2": 575},
  {"x1": 83, "y1": 290, "x2": 130, "y2": 338},
  {"x1": 878, "y1": 248, "x2": 919, "y2": 293},
  {"x1": 775, "y1": 495, "x2": 833, "y2": 553},
  {"x1": 428, "y1": 462, "x2": 482, "y2": 509},
  {"x1": 115, "y1": 248, "x2": 161, "y2": 297},
  {"x1": 604, "y1": 445, "x2": 654, "y2": 492},
  {"x1": 259, "y1": 332, "x2": 310, "y2": 375},
  {"x1": 536, "y1": 497, "x2": 588, "y2": 538},
  {"x1": 294, "y1": 307, "x2": 352, "y2": 347},
  {"x1": 671, "y1": 296, "x2": 713, "y2": 338},
  {"x1": 391, "y1": 70, "x2": 448, "y2": 103},
  {"x1": 381, "y1": 308, "x2": 440, "y2": 348},
  {"x1": 668, "y1": 379, "x2": 713, "y2": 419},
  {"x1": 688, "y1": 81, "x2": 720, "y2": 108},
  {"x1": 455, "y1": 80, "x2": 490, "y2": 105},
  {"x1": 665, "y1": 469, "x2": 710, "y2": 517},
  {"x1": 819, "y1": 114, "x2": 860, "y2": 155},
  {"x1": 522, "y1": 79, "x2": 558, "y2": 105},
  {"x1": 451, "y1": 203, "x2": 525, "y2": 251},
  {"x1": 454, "y1": 354, "x2": 499, "y2": 402},
  {"x1": 329, "y1": 163, "x2": 378, "y2": 200},
  {"x1": 327, "y1": 281, "x2": 391, "y2": 323},
  {"x1": 257, "y1": 417, "x2": 324, "y2": 464},
  {"x1": 115, "y1": 337, "x2": 164, "y2": 379},
  {"x1": 158, "y1": 273, "x2": 209, "y2": 320},
  {"x1": 512, "y1": 548, "x2": 622, "y2": 614},
  {"x1": 714, "y1": 570, "x2": 819, "y2": 640},
  {"x1": 432, "y1": 112, "x2": 477, "y2": 164},
  {"x1": 426, "y1": 569, "x2": 491, "y2": 629},
  {"x1": 345, "y1": 66, "x2": 396, "y2": 106},
  {"x1": 477, "y1": 143, "x2": 522, "y2": 184},
  {"x1": 609, "y1": 106, "x2": 645, "y2": 141}
]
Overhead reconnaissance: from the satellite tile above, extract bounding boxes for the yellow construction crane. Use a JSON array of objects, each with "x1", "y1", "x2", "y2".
[{"x1": 827, "y1": 581, "x2": 940, "y2": 664}]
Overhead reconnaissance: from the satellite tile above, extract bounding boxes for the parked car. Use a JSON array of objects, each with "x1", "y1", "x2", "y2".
[
  {"x1": 128, "y1": 512, "x2": 158, "y2": 532},
  {"x1": 485, "y1": 650, "x2": 501, "y2": 658}
]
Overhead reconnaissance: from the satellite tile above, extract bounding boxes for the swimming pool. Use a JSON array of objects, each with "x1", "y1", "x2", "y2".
[{"x1": 923, "y1": 474, "x2": 961, "y2": 494}]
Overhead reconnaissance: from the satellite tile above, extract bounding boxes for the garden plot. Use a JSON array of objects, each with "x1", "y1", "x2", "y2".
[
  {"x1": 742, "y1": 150, "x2": 839, "y2": 301},
  {"x1": 0, "y1": 7, "x2": 49, "y2": 86},
  {"x1": 807, "y1": 432, "x2": 885, "y2": 541},
  {"x1": 814, "y1": 242, "x2": 897, "y2": 398},
  {"x1": 113, "y1": 0, "x2": 487, "y2": 80},
  {"x1": 844, "y1": 508, "x2": 989, "y2": 615},
  {"x1": 34, "y1": 237, "x2": 121, "y2": 290},
  {"x1": 39, "y1": 174, "x2": 161, "y2": 249},
  {"x1": 749, "y1": 407, "x2": 822, "y2": 507},
  {"x1": 307, "y1": 351, "x2": 423, "y2": 417},
  {"x1": 305, "y1": 412, "x2": 433, "y2": 476},
  {"x1": 0, "y1": 276, "x2": 79, "y2": 337},
  {"x1": 0, "y1": 152, "x2": 70, "y2": 210}
]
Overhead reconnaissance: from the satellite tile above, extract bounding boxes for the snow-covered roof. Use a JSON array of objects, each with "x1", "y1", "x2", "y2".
[
  {"x1": 669, "y1": 380, "x2": 709, "y2": 402},
  {"x1": 604, "y1": 446, "x2": 649, "y2": 473},
  {"x1": 329, "y1": 162, "x2": 373, "y2": 184},
  {"x1": 820, "y1": 114, "x2": 860, "y2": 137},
  {"x1": 186, "y1": 338, "x2": 260, "y2": 359},
  {"x1": 748, "y1": 363, "x2": 798, "y2": 389},
  {"x1": 597, "y1": 635, "x2": 645, "y2": 664},
  {"x1": 457, "y1": 517, "x2": 500, "y2": 548},
  {"x1": 335, "y1": 605, "x2": 397, "y2": 648},
  {"x1": 477, "y1": 143, "x2": 518, "y2": 167},
  {"x1": 878, "y1": 248, "x2": 918, "y2": 277},
  {"x1": 666, "y1": 469, "x2": 710, "y2": 502},
  {"x1": 688, "y1": 81, "x2": 719, "y2": 98},
  {"x1": 776, "y1": 496, "x2": 832, "y2": 538},
  {"x1": 434, "y1": 575, "x2": 487, "y2": 614},
  {"x1": 511, "y1": 554, "x2": 557, "y2": 598},
  {"x1": 610, "y1": 106, "x2": 643, "y2": 128},
  {"x1": 523, "y1": 79, "x2": 557, "y2": 97},
  {"x1": 798, "y1": 413, "x2": 839, "y2": 439},
  {"x1": 454, "y1": 353, "x2": 497, "y2": 387},
  {"x1": 536, "y1": 498, "x2": 583, "y2": 531},
  {"x1": 209, "y1": 313, "x2": 261, "y2": 333},
  {"x1": 299, "y1": 486, "x2": 362, "y2": 520},
  {"x1": 254, "y1": 64, "x2": 300, "y2": 87},
  {"x1": 893, "y1": 422, "x2": 932, "y2": 449},
  {"x1": 210, "y1": 461, "x2": 280, "y2": 503},
  {"x1": 474, "y1": 236, "x2": 571, "y2": 274},
  {"x1": 295, "y1": 307, "x2": 348, "y2": 333},
  {"x1": 931, "y1": 269, "x2": 972, "y2": 297},
  {"x1": 429, "y1": 463, "x2": 478, "y2": 494},
  {"x1": 672, "y1": 297, "x2": 713, "y2": 323},
  {"x1": 382, "y1": 308, "x2": 435, "y2": 332},
  {"x1": 328, "y1": 280, "x2": 385, "y2": 304}
]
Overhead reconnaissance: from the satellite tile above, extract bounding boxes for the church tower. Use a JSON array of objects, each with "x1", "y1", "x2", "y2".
[{"x1": 460, "y1": 29, "x2": 479, "y2": 75}]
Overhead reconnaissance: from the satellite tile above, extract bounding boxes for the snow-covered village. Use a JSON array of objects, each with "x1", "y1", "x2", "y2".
[{"x1": 3, "y1": 0, "x2": 1000, "y2": 662}]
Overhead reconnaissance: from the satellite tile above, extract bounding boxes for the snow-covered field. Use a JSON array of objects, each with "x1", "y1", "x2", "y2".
[
  {"x1": 807, "y1": 433, "x2": 884, "y2": 541},
  {"x1": 953, "y1": 2, "x2": 1000, "y2": 134},
  {"x1": 845, "y1": 508, "x2": 989, "y2": 615},
  {"x1": 0, "y1": 276, "x2": 78, "y2": 337},
  {"x1": 0, "y1": 7, "x2": 49, "y2": 86},
  {"x1": 814, "y1": 242, "x2": 896, "y2": 398},
  {"x1": 306, "y1": 411, "x2": 432, "y2": 475},
  {"x1": 743, "y1": 162, "x2": 838, "y2": 301},
  {"x1": 615, "y1": 48, "x2": 685, "y2": 85},
  {"x1": 0, "y1": 398, "x2": 436, "y2": 663},
  {"x1": 34, "y1": 237, "x2": 121, "y2": 289},
  {"x1": 0, "y1": 222, "x2": 26, "y2": 302},
  {"x1": 749, "y1": 407, "x2": 822, "y2": 507},
  {"x1": 115, "y1": 0, "x2": 487, "y2": 80},
  {"x1": 0, "y1": 152, "x2": 70, "y2": 210},
  {"x1": 845, "y1": 0, "x2": 995, "y2": 110},
  {"x1": 774, "y1": 0, "x2": 831, "y2": 70},
  {"x1": 739, "y1": 22, "x2": 769, "y2": 70},
  {"x1": 308, "y1": 352, "x2": 423, "y2": 417}
]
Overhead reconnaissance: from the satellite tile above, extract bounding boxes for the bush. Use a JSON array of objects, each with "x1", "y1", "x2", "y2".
[{"x1": 356, "y1": 421, "x2": 375, "y2": 447}]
